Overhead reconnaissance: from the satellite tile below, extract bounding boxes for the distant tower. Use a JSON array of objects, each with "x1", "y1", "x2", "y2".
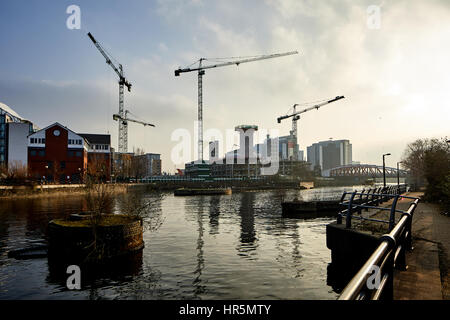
[{"x1": 235, "y1": 125, "x2": 258, "y2": 163}]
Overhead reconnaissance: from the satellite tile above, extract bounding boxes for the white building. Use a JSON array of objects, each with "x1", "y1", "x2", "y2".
[
  {"x1": 0, "y1": 102, "x2": 36, "y2": 169},
  {"x1": 307, "y1": 139, "x2": 352, "y2": 173}
]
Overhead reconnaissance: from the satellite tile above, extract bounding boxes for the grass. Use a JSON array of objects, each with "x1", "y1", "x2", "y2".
[{"x1": 52, "y1": 214, "x2": 138, "y2": 227}]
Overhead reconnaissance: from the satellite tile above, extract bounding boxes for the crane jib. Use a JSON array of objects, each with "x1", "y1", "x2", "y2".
[
  {"x1": 277, "y1": 95, "x2": 345, "y2": 122},
  {"x1": 174, "y1": 51, "x2": 298, "y2": 76}
]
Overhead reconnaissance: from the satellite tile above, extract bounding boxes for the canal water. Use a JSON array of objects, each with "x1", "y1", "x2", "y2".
[{"x1": 0, "y1": 186, "x2": 366, "y2": 300}]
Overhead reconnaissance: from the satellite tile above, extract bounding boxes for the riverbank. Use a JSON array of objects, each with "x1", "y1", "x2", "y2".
[
  {"x1": 0, "y1": 183, "x2": 130, "y2": 199},
  {"x1": 345, "y1": 192, "x2": 449, "y2": 300},
  {"x1": 0, "y1": 180, "x2": 313, "y2": 199}
]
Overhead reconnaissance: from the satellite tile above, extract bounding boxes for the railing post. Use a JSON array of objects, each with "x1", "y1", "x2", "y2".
[
  {"x1": 365, "y1": 188, "x2": 371, "y2": 211},
  {"x1": 346, "y1": 191, "x2": 357, "y2": 229},
  {"x1": 358, "y1": 189, "x2": 365, "y2": 215},
  {"x1": 396, "y1": 237, "x2": 408, "y2": 271},
  {"x1": 376, "y1": 187, "x2": 382, "y2": 205},
  {"x1": 388, "y1": 195, "x2": 399, "y2": 232},
  {"x1": 378, "y1": 234, "x2": 396, "y2": 300},
  {"x1": 337, "y1": 192, "x2": 347, "y2": 224}
]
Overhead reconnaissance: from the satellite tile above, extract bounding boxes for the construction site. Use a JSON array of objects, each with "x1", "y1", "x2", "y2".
[{"x1": 1, "y1": 31, "x2": 355, "y2": 185}]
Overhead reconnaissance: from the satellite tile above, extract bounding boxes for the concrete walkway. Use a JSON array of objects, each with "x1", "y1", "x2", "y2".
[{"x1": 392, "y1": 192, "x2": 449, "y2": 300}]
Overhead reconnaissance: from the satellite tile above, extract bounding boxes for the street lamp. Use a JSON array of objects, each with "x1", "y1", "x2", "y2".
[
  {"x1": 383, "y1": 153, "x2": 391, "y2": 187},
  {"x1": 396, "y1": 161, "x2": 403, "y2": 188}
]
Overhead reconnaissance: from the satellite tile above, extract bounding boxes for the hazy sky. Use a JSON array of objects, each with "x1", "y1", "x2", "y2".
[{"x1": 1, "y1": 0, "x2": 449, "y2": 172}]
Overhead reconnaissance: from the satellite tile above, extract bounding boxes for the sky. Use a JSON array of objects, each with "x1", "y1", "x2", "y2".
[{"x1": 1, "y1": 0, "x2": 449, "y2": 173}]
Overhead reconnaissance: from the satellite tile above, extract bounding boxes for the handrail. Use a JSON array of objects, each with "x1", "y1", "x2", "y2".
[
  {"x1": 337, "y1": 184, "x2": 409, "y2": 229},
  {"x1": 338, "y1": 197, "x2": 419, "y2": 300}
]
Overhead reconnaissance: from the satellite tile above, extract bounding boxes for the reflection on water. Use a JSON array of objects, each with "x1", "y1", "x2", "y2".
[
  {"x1": 0, "y1": 186, "x2": 363, "y2": 300},
  {"x1": 46, "y1": 250, "x2": 144, "y2": 289},
  {"x1": 237, "y1": 193, "x2": 257, "y2": 258}
]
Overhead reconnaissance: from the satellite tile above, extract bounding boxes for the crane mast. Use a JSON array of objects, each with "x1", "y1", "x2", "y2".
[
  {"x1": 175, "y1": 51, "x2": 298, "y2": 162},
  {"x1": 87, "y1": 32, "x2": 132, "y2": 153},
  {"x1": 291, "y1": 105, "x2": 300, "y2": 142}
]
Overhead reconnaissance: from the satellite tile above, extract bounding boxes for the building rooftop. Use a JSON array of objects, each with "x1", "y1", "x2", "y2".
[
  {"x1": 79, "y1": 133, "x2": 111, "y2": 145},
  {"x1": 0, "y1": 102, "x2": 24, "y2": 121},
  {"x1": 235, "y1": 125, "x2": 258, "y2": 130}
]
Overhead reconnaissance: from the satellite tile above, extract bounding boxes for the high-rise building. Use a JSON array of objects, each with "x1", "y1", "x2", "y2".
[
  {"x1": 259, "y1": 134, "x2": 303, "y2": 162},
  {"x1": 209, "y1": 140, "x2": 219, "y2": 163},
  {"x1": 307, "y1": 139, "x2": 352, "y2": 172},
  {"x1": 235, "y1": 125, "x2": 258, "y2": 163}
]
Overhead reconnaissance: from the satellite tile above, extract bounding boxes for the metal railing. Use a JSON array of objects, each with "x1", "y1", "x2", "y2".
[
  {"x1": 337, "y1": 184, "x2": 408, "y2": 230},
  {"x1": 336, "y1": 185, "x2": 420, "y2": 300}
]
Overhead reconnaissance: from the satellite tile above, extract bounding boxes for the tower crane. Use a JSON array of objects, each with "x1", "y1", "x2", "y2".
[
  {"x1": 277, "y1": 96, "x2": 345, "y2": 158},
  {"x1": 175, "y1": 51, "x2": 299, "y2": 162},
  {"x1": 87, "y1": 32, "x2": 132, "y2": 153}
]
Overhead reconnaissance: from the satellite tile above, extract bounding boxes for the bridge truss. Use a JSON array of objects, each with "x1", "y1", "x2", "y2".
[{"x1": 329, "y1": 164, "x2": 408, "y2": 177}]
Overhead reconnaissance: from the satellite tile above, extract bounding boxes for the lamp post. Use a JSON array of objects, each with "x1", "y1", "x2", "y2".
[
  {"x1": 396, "y1": 161, "x2": 402, "y2": 188},
  {"x1": 44, "y1": 164, "x2": 50, "y2": 184},
  {"x1": 382, "y1": 153, "x2": 391, "y2": 187}
]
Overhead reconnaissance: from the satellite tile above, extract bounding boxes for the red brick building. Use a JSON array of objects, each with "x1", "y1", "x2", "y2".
[{"x1": 28, "y1": 123, "x2": 111, "y2": 183}]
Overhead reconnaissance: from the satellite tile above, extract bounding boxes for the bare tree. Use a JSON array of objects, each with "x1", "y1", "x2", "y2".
[
  {"x1": 84, "y1": 159, "x2": 114, "y2": 261},
  {"x1": 402, "y1": 137, "x2": 450, "y2": 210},
  {"x1": 401, "y1": 138, "x2": 433, "y2": 188},
  {"x1": 3, "y1": 160, "x2": 28, "y2": 185},
  {"x1": 118, "y1": 191, "x2": 165, "y2": 233}
]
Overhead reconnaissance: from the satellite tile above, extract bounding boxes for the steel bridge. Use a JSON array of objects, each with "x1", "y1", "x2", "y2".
[{"x1": 329, "y1": 164, "x2": 408, "y2": 177}]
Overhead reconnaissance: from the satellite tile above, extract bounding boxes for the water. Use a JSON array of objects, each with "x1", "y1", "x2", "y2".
[{"x1": 0, "y1": 186, "x2": 366, "y2": 300}]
